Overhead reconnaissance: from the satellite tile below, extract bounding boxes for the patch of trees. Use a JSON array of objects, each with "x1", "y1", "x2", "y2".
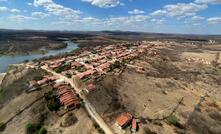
[
  {"x1": 26, "y1": 123, "x2": 47, "y2": 134},
  {"x1": 54, "y1": 63, "x2": 71, "y2": 73},
  {"x1": 110, "y1": 61, "x2": 123, "y2": 70},
  {"x1": 44, "y1": 91, "x2": 60, "y2": 111}
]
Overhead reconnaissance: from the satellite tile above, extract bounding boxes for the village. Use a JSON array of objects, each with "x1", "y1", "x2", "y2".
[
  {"x1": 5, "y1": 38, "x2": 220, "y2": 134},
  {"x1": 1, "y1": 38, "x2": 221, "y2": 134},
  {"x1": 25, "y1": 41, "x2": 157, "y2": 134}
]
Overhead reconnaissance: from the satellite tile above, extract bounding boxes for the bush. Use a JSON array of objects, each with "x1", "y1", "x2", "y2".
[
  {"x1": 26, "y1": 123, "x2": 46, "y2": 134},
  {"x1": 66, "y1": 73, "x2": 72, "y2": 78},
  {"x1": 110, "y1": 61, "x2": 122, "y2": 70},
  {"x1": 24, "y1": 60, "x2": 29, "y2": 63},
  {"x1": 34, "y1": 76, "x2": 43, "y2": 81},
  {"x1": 47, "y1": 101, "x2": 60, "y2": 111},
  {"x1": 26, "y1": 123, "x2": 35, "y2": 134},
  {"x1": 54, "y1": 68, "x2": 62, "y2": 73},
  {"x1": 0, "y1": 123, "x2": 6, "y2": 132},
  {"x1": 38, "y1": 127, "x2": 47, "y2": 134},
  {"x1": 45, "y1": 91, "x2": 60, "y2": 111},
  {"x1": 166, "y1": 115, "x2": 180, "y2": 126}
]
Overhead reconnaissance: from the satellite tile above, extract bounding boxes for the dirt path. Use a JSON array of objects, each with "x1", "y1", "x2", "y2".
[{"x1": 40, "y1": 66, "x2": 114, "y2": 134}]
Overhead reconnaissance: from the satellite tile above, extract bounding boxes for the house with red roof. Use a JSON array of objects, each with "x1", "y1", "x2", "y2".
[{"x1": 116, "y1": 113, "x2": 133, "y2": 129}]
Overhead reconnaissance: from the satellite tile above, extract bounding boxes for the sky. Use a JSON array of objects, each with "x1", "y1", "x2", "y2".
[{"x1": 0, "y1": 0, "x2": 221, "y2": 34}]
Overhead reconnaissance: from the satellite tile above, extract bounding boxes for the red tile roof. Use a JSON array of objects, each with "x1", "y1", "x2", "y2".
[
  {"x1": 116, "y1": 113, "x2": 133, "y2": 127},
  {"x1": 132, "y1": 118, "x2": 137, "y2": 130},
  {"x1": 86, "y1": 84, "x2": 96, "y2": 92}
]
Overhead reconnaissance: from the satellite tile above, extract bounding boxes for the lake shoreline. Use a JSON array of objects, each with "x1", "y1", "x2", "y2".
[{"x1": 0, "y1": 42, "x2": 78, "y2": 73}]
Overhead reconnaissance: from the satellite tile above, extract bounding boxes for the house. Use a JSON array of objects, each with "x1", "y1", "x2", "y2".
[
  {"x1": 97, "y1": 62, "x2": 111, "y2": 73},
  {"x1": 58, "y1": 87, "x2": 80, "y2": 109},
  {"x1": 71, "y1": 61, "x2": 83, "y2": 69},
  {"x1": 45, "y1": 76, "x2": 58, "y2": 81},
  {"x1": 53, "y1": 82, "x2": 66, "y2": 89},
  {"x1": 85, "y1": 83, "x2": 96, "y2": 93},
  {"x1": 77, "y1": 69, "x2": 95, "y2": 79},
  {"x1": 28, "y1": 80, "x2": 38, "y2": 88},
  {"x1": 37, "y1": 78, "x2": 48, "y2": 86},
  {"x1": 131, "y1": 118, "x2": 137, "y2": 133},
  {"x1": 50, "y1": 63, "x2": 61, "y2": 69},
  {"x1": 116, "y1": 113, "x2": 133, "y2": 129}
]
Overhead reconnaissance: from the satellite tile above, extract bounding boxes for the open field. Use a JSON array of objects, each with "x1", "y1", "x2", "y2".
[{"x1": 88, "y1": 42, "x2": 221, "y2": 134}]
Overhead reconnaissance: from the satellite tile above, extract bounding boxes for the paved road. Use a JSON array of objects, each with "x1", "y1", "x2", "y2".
[{"x1": 41, "y1": 66, "x2": 114, "y2": 134}]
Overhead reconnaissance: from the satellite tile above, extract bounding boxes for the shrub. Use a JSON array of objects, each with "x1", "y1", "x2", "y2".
[
  {"x1": 34, "y1": 76, "x2": 43, "y2": 81},
  {"x1": 47, "y1": 101, "x2": 60, "y2": 111},
  {"x1": 26, "y1": 123, "x2": 35, "y2": 134},
  {"x1": 54, "y1": 68, "x2": 62, "y2": 73},
  {"x1": 66, "y1": 73, "x2": 72, "y2": 78},
  {"x1": 24, "y1": 60, "x2": 29, "y2": 63},
  {"x1": 38, "y1": 127, "x2": 47, "y2": 134},
  {"x1": 166, "y1": 115, "x2": 179, "y2": 126},
  {"x1": 26, "y1": 123, "x2": 46, "y2": 134},
  {"x1": 0, "y1": 123, "x2": 6, "y2": 132}
]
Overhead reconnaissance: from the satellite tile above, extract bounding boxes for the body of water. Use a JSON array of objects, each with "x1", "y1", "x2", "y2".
[{"x1": 0, "y1": 42, "x2": 78, "y2": 73}]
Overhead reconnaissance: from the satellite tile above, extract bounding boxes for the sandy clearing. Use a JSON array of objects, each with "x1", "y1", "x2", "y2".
[{"x1": 182, "y1": 52, "x2": 216, "y2": 63}]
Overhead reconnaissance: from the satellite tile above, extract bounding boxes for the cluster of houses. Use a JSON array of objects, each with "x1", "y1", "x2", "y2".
[
  {"x1": 116, "y1": 113, "x2": 138, "y2": 133},
  {"x1": 27, "y1": 75, "x2": 57, "y2": 92},
  {"x1": 53, "y1": 80, "x2": 80, "y2": 109},
  {"x1": 28, "y1": 76, "x2": 80, "y2": 110},
  {"x1": 40, "y1": 42, "x2": 150, "y2": 84}
]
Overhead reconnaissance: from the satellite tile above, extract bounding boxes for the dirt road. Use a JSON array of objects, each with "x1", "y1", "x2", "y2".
[{"x1": 41, "y1": 66, "x2": 114, "y2": 134}]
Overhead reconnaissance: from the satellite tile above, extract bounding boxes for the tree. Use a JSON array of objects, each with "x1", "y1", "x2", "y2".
[{"x1": 0, "y1": 123, "x2": 6, "y2": 132}]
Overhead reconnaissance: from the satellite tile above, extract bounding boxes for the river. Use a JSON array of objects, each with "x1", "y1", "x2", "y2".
[{"x1": 0, "y1": 42, "x2": 78, "y2": 73}]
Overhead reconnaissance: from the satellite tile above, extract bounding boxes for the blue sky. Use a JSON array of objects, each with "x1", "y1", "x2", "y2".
[{"x1": 0, "y1": 0, "x2": 221, "y2": 34}]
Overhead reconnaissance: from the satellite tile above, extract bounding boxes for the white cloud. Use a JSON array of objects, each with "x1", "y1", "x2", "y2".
[
  {"x1": 33, "y1": 0, "x2": 81, "y2": 20},
  {"x1": 164, "y1": 3, "x2": 207, "y2": 17},
  {"x1": 150, "y1": 3, "x2": 207, "y2": 18},
  {"x1": 150, "y1": 10, "x2": 167, "y2": 16},
  {"x1": 0, "y1": 6, "x2": 9, "y2": 12},
  {"x1": 79, "y1": 17, "x2": 102, "y2": 25},
  {"x1": 184, "y1": 16, "x2": 204, "y2": 26},
  {"x1": 207, "y1": 17, "x2": 221, "y2": 24},
  {"x1": 8, "y1": 15, "x2": 36, "y2": 21},
  {"x1": 191, "y1": 16, "x2": 204, "y2": 21},
  {"x1": 33, "y1": 0, "x2": 53, "y2": 7},
  {"x1": 128, "y1": 9, "x2": 145, "y2": 15},
  {"x1": 10, "y1": 9, "x2": 21, "y2": 13},
  {"x1": 151, "y1": 18, "x2": 165, "y2": 25},
  {"x1": 195, "y1": 0, "x2": 221, "y2": 4},
  {"x1": 32, "y1": 12, "x2": 49, "y2": 18},
  {"x1": 82, "y1": 0, "x2": 122, "y2": 8},
  {"x1": 105, "y1": 15, "x2": 149, "y2": 26},
  {"x1": 0, "y1": 7, "x2": 20, "y2": 13}
]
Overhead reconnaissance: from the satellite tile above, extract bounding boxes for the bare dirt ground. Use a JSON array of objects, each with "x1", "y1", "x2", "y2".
[
  {"x1": 2, "y1": 90, "x2": 97, "y2": 134},
  {"x1": 88, "y1": 43, "x2": 221, "y2": 134},
  {"x1": 0, "y1": 73, "x2": 5, "y2": 85},
  {"x1": 47, "y1": 108, "x2": 98, "y2": 134}
]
